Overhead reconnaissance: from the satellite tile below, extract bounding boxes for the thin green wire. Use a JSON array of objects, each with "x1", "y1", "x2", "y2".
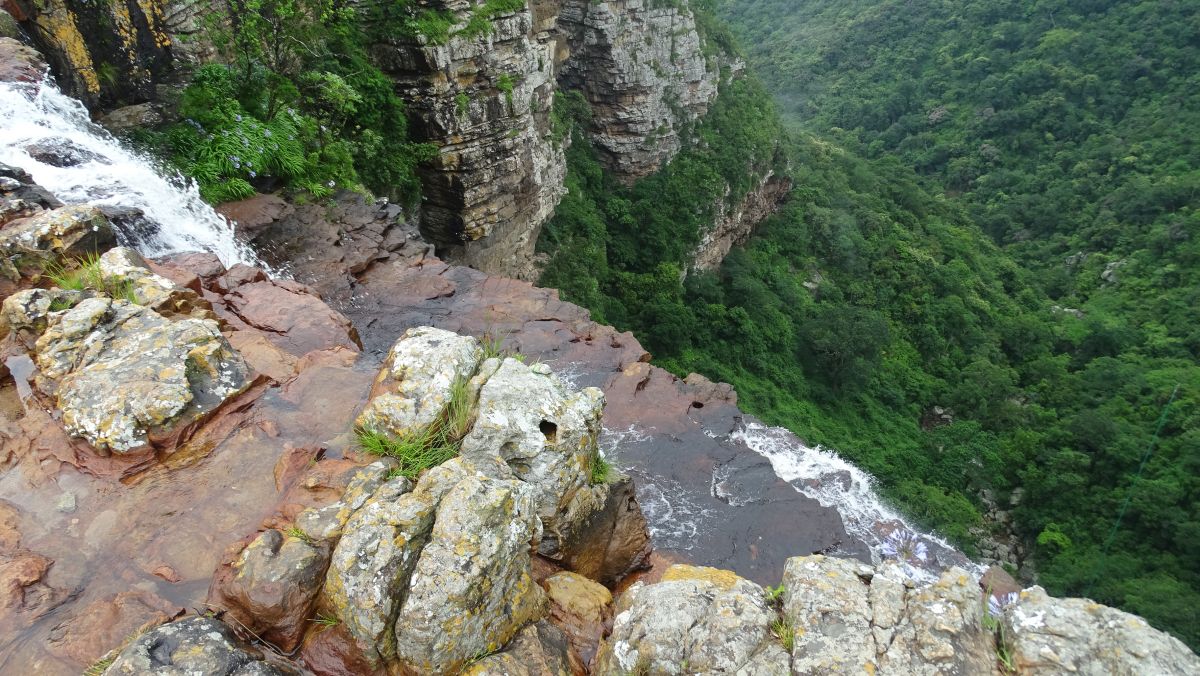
[{"x1": 1084, "y1": 383, "x2": 1180, "y2": 598}]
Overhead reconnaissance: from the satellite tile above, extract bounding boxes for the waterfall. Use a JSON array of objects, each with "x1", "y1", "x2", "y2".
[{"x1": 0, "y1": 78, "x2": 259, "y2": 268}]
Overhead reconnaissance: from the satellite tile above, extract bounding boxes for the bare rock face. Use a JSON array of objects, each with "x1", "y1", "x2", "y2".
[
  {"x1": 372, "y1": 0, "x2": 566, "y2": 279},
  {"x1": 594, "y1": 564, "x2": 787, "y2": 674},
  {"x1": 461, "y1": 620, "x2": 576, "y2": 675},
  {"x1": 207, "y1": 529, "x2": 330, "y2": 653},
  {"x1": 557, "y1": 0, "x2": 722, "y2": 181},
  {"x1": 0, "y1": 204, "x2": 115, "y2": 296},
  {"x1": 1003, "y1": 585, "x2": 1200, "y2": 676},
  {"x1": 0, "y1": 37, "x2": 47, "y2": 84},
  {"x1": 691, "y1": 171, "x2": 792, "y2": 273},
  {"x1": 782, "y1": 555, "x2": 999, "y2": 675}
]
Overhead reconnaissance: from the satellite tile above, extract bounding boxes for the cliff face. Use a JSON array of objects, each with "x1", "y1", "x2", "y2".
[
  {"x1": 371, "y1": 0, "x2": 566, "y2": 280},
  {"x1": 557, "y1": 0, "x2": 721, "y2": 182},
  {"x1": 691, "y1": 170, "x2": 791, "y2": 272}
]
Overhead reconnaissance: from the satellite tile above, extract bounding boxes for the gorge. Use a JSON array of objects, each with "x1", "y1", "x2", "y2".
[{"x1": 1, "y1": 0, "x2": 1198, "y2": 673}]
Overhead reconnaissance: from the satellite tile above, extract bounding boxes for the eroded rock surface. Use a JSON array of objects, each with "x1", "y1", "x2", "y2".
[
  {"x1": 595, "y1": 564, "x2": 786, "y2": 674},
  {"x1": 1003, "y1": 585, "x2": 1200, "y2": 676},
  {"x1": 558, "y1": 0, "x2": 722, "y2": 181}
]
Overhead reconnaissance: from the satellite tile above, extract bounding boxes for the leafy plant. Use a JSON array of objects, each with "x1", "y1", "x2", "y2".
[
  {"x1": 763, "y1": 583, "x2": 786, "y2": 606},
  {"x1": 356, "y1": 375, "x2": 475, "y2": 478}
]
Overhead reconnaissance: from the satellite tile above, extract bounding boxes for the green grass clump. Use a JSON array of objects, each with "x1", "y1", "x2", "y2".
[
  {"x1": 763, "y1": 583, "x2": 786, "y2": 606},
  {"x1": 588, "y1": 451, "x2": 613, "y2": 485},
  {"x1": 43, "y1": 253, "x2": 139, "y2": 304},
  {"x1": 357, "y1": 376, "x2": 475, "y2": 479},
  {"x1": 285, "y1": 525, "x2": 313, "y2": 543},
  {"x1": 771, "y1": 616, "x2": 795, "y2": 652}
]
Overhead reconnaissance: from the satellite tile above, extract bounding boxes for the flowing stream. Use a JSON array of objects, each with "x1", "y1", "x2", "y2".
[{"x1": 0, "y1": 78, "x2": 258, "y2": 267}]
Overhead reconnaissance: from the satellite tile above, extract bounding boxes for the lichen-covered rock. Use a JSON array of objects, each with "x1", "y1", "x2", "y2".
[
  {"x1": 0, "y1": 162, "x2": 61, "y2": 228},
  {"x1": 208, "y1": 529, "x2": 329, "y2": 652},
  {"x1": 294, "y1": 460, "x2": 397, "y2": 543},
  {"x1": 460, "y1": 358, "x2": 608, "y2": 559},
  {"x1": 1003, "y1": 585, "x2": 1200, "y2": 675},
  {"x1": 0, "y1": 287, "x2": 84, "y2": 340},
  {"x1": 98, "y1": 246, "x2": 214, "y2": 319},
  {"x1": 0, "y1": 205, "x2": 115, "y2": 292},
  {"x1": 102, "y1": 616, "x2": 295, "y2": 675},
  {"x1": 355, "y1": 326, "x2": 481, "y2": 438},
  {"x1": 322, "y1": 475, "x2": 424, "y2": 660},
  {"x1": 783, "y1": 556, "x2": 1000, "y2": 675},
  {"x1": 558, "y1": 0, "x2": 722, "y2": 181},
  {"x1": 392, "y1": 461, "x2": 546, "y2": 673},
  {"x1": 594, "y1": 564, "x2": 785, "y2": 674},
  {"x1": 461, "y1": 621, "x2": 575, "y2": 676},
  {"x1": 31, "y1": 297, "x2": 248, "y2": 452}
]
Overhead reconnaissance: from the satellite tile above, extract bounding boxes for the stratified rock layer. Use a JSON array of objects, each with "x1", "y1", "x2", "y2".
[{"x1": 558, "y1": 0, "x2": 721, "y2": 181}]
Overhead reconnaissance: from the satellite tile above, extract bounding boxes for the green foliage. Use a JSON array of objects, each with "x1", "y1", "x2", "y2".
[
  {"x1": 771, "y1": 616, "x2": 795, "y2": 652},
  {"x1": 705, "y1": 0, "x2": 1200, "y2": 648},
  {"x1": 589, "y1": 451, "x2": 613, "y2": 485},
  {"x1": 43, "y1": 253, "x2": 138, "y2": 303},
  {"x1": 763, "y1": 583, "x2": 786, "y2": 606},
  {"x1": 309, "y1": 613, "x2": 339, "y2": 629},
  {"x1": 158, "y1": 0, "x2": 433, "y2": 203},
  {"x1": 458, "y1": 0, "x2": 526, "y2": 40},
  {"x1": 356, "y1": 375, "x2": 476, "y2": 479}
]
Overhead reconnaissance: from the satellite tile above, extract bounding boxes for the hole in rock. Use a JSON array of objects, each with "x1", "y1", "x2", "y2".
[
  {"x1": 539, "y1": 420, "x2": 558, "y2": 445},
  {"x1": 691, "y1": 401, "x2": 705, "y2": 409}
]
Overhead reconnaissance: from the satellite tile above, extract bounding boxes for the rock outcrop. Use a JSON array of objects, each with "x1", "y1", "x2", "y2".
[
  {"x1": 371, "y1": 0, "x2": 566, "y2": 279},
  {"x1": 557, "y1": 0, "x2": 722, "y2": 181},
  {"x1": 103, "y1": 616, "x2": 295, "y2": 675},
  {"x1": 691, "y1": 171, "x2": 792, "y2": 272},
  {"x1": 1003, "y1": 585, "x2": 1200, "y2": 675}
]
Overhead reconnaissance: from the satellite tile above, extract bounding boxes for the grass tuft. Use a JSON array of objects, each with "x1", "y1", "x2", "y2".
[
  {"x1": 356, "y1": 374, "x2": 475, "y2": 479},
  {"x1": 285, "y1": 526, "x2": 313, "y2": 544},
  {"x1": 763, "y1": 583, "x2": 786, "y2": 606},
  {"x1": 588, "y1": 450, "x2": 613, "y2": 485},
  {"x1": 309, "y1": 613, "x2": 340, "y2": 632},
  {"x1": 772, "y1": 616, "x2": 795, "y2": 652},
  {"x1": 43, "y1": 253, "x2": 139, "y2": 303}
]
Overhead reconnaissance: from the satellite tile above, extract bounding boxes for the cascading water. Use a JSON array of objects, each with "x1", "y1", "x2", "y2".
[
  {"x1": 732, "y1": 420, "x2": 981, "y2": 580},
  {"x1": 0, "y1": 77, "x2": 259, "y2": 267}
]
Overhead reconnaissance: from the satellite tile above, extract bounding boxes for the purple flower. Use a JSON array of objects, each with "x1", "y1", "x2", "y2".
[
  {"x1": 881, "y1": 529, "x2": 929, "y2": 565},
  {"x1": 248, "y1": 170, "x2": 256, "y2": 178},
  {"x1": 235, "y1": 114, "x2": 243, "y2": 122},
  {"x1": 263, "y1": 129, "x2": 272, "y2": 138}
]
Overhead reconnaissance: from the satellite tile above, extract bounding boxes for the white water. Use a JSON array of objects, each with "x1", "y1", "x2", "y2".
[
  {"x1": 733, "y1": 420, "x2": 981, "y2": 579},
  {"x1": 0, "y1": 78, "x2": 258, "y2": 267}
]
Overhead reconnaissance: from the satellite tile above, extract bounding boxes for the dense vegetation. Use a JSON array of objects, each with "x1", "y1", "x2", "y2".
[
  {"x1": 149, "y1": 0, "x2": 435, "y2": 203},
  {"x1": 541, "y1": 0, "x2": 1199, "y2": 647}
]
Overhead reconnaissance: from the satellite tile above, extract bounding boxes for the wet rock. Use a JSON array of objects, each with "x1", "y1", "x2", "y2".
[
  {"x1": 542, "y1": 571, "x2": 611, "y2": 667},
  {"x1": 298, "y1": 621, "x2": 387, "y2": 676},
  {"x1": 1, "y1": 287, "x2": 85, "y2": 339},
  {"x1": 0, "y1": 37, "x2": 45, "y2": 84},
  {"x1": 241, "y1": 191, "x2": 430, "y2": 307},
  {"x1": 103, "y1": 616, "x2": 295, "y2": 675},
  {"x1": 221, "y1": 278, "x2": 361, "y2": 357},
  {"x1": 553, "y1": 472, "x2": 651, "y2": 583},
  {"x1": 294, "y1": 460, "x2": 397, "y2": 543},
  {"x1": 208, "y1": 529, "x2": 330, "y2": 652},
  {"x1": 392, "y1": 461, "x2": 546, "y2": 673},
  {"x1": 356, "y1": 326, "x2": 481, "y2": 439},
  {"x1": 1003, "y1": 585, "x2": 1200, "y2": 675},
  {"x1": 23, "y1": 139, "x2": 106, "y2": 167},
  {"x1": 216, "y1": 193, "x2": 294, "y2": 237},
  {"x1": 462, "y1": 621, "x2": 575, "y2": 676},
  {"x1": 31, "y1": 297, "x2": 249, "y2": 453},
  {"x1": 0, "y1": 162, "x2": 61, "y2": 227},
  {"x1": 97, "y1": 103, "x2": 164, "y2": 132},
  {"x1": 46, "y1": 590, "x2": 178, "y2": 665},
  {"x1": 0, "y1": 205, "x2": 115, "y2": 293},
  {"x1": 595, "y1": 564, "x2": 784, "y2": 674}
]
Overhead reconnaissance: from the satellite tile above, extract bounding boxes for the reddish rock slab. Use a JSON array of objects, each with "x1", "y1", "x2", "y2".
[
  {"x1": 0, "y1": 38, "x2": 45, "y2": 84},
  {"x1": 45, "y1": 590, "x2": 180, "y2": 664},
  {"x1": 223, "y1": 279, "x2": 362, "y2": 358},
  {"x1": 299, "y1": 622, "x2": 386, "y2": 676}
]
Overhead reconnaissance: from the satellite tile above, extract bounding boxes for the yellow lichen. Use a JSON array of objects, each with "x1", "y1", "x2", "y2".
[
  {"x1": 37, "y1": 7, "x2": 99, "y2": 93},
  {"x1": 661, "y1": 564, "x2": 742, "y2": 591}
]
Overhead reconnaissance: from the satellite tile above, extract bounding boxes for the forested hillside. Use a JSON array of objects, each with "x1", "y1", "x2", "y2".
[{"x1": 540, "y1": 0, "x2": 1200, "y2": 647}]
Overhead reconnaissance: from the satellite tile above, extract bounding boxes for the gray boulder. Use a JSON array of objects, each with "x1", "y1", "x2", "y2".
[
  {"x1": 1003, "y1": 585, "x2": 1200, "y2": 675},
  {"x1": 103, "y1": 616, "x2": 294, "y2": 675},
  {"x1": 355, "y1": 326, "x2": 481, "y2": 438},
  {"x1": 392, "y1": 461, "x2": 547, "y2": 672},
  {"x1": 594, "y1": 564, "x2": 786, "y2": 674}
]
